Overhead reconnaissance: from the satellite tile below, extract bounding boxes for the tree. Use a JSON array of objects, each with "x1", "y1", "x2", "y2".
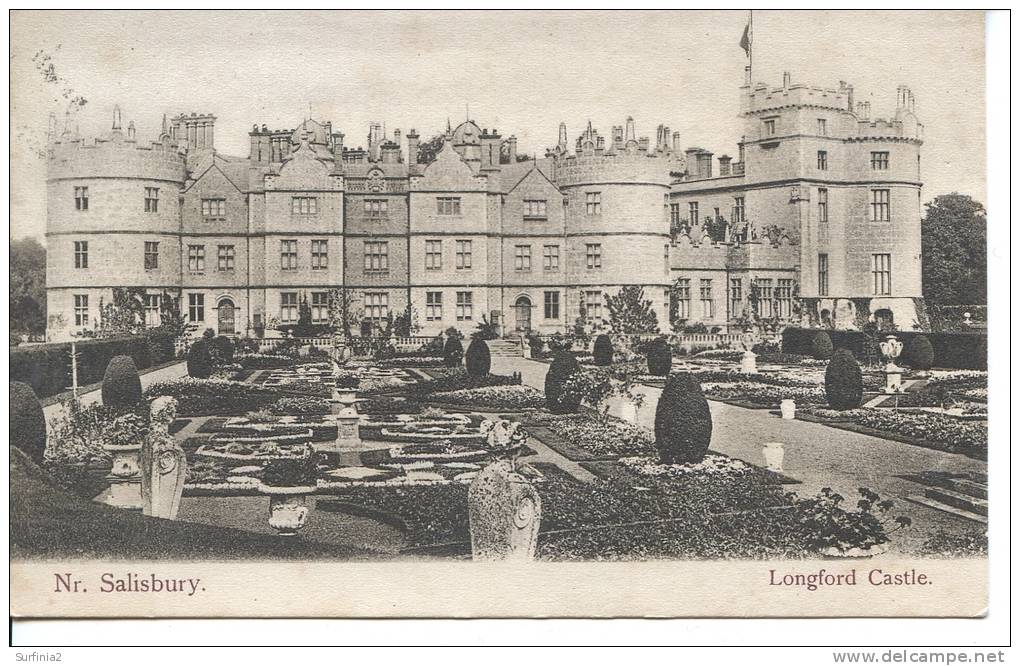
[
  {"x1": 95, "y1": 287, "x2": 146, "y2": 338},
  {"x1": 328, "y1": 287, "x2": 361, "y2": 342},
  {"x1": 607, "y1": 285, "x2": 659, "y2": 335},
  {"x1": 416, "y1": 134, "x2": 446, "y2": 165},
  {"x1": 10, "y1": 237, "x2": 47, "y2": 337},
  {"x1": 921, "y1": 194, "x2": 986, "y2": 306}
]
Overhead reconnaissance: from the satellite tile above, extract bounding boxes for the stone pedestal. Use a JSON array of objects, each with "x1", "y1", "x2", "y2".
[
  {"x1": 762, "y1": 442, "x2": 785, "y2": 473},
  {"x1": 740, "y1": 350, "x2": 758, "y2": 374},
  {"x1": 141, "y1": 396, "x2": 187, "y2": 520},
  {"x1": 468, "y1": 458, "x2": 542, "y2": 562},
  {"x1": 98, "y1": 444, "x2": 144, "y2": 511},
  {"x1": 883, "y1": 364, "x2": 904, "y2": 394},
  {"x1": 334, "y1": 407, "x2": 363, "y2": 449}
]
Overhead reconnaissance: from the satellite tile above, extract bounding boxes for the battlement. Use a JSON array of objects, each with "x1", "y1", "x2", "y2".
[
  {"x1": 48, "y1": 133, "x2": 187, "y2": 183},
  {"x1": 554, "y1": 150, "x2": 677, "y2": 187},
  {"x1": 742, "y1": 78, "x2": 852, "y2": 115}
]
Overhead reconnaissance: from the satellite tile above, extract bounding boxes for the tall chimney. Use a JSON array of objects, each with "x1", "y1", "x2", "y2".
[
  {"x1": 507, "y1": 135, "x2": 517, "y2": 163},
  {"x1": 407, "y1": 129, "x2": 419, "y2": 167},
  {"x1": 558, "y1": 122, "x2": 567, "y2": 151},
  {"x1": 718, "y1": 155, "x2": 732, "y2": 176},
  {"x1": 672, "y1": 131, "x2": 681, "y2": 152},
  {"x1": 625, "y1": 116, "x2": 636, "y2": 142}
]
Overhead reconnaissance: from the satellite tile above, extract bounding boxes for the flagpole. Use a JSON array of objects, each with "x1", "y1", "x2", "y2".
[{"x1": 749, "y1": 9, "x2": 753, "y2": 81}]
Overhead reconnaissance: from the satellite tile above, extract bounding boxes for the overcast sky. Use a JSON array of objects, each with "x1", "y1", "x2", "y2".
[{"x1": 10, "y1": 10, "x2": 986, "y2": 242}]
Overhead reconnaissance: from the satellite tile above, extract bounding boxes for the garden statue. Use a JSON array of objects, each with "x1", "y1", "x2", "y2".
[
  {"x1": 739, "y1": 330, "x2": 759, "y2": 374},
  {"x1": 140, "y1": 396, "x2": 187, "y2": 520},
  {"x1": 879, "y1": 335, "x2": 905, "y2": 393},
  {"x1": 96, "y1": 412, "x2": 148, "y2": 511},
  {"x1": 468, "y1": 419, "x2": 542, "y2": 562}
]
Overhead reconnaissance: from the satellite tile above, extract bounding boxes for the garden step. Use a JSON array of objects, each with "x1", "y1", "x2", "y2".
[
  {"x1": 948, "y1": 478, "x2": 988, "y2": 500},
  {"x1": 904, "y1": 495, "x2": 988, "y2": 525},
  {"x1": 923, "y1": 487, "x2": 987, "y2": 516}
]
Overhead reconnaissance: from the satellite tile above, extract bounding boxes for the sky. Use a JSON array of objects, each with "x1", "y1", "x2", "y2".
[{"x1": 10, "y1": 10, "x2": 987, "y2": 242}]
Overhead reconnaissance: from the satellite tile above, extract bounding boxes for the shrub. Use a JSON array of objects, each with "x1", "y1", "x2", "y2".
[
  {"x1": 593, "y1": 335, "x2": 613, "y2": 366},
  {"x1": 10, "y1": 382, "x2": 47, "y2": 465},
  {"x1": 9, "y1": 335, "x2": 152, "y2": 399},
  {"x1": 202, "y1": 328, "x2": 216, "y2": 339},
  {"x1": 236, "y1": 353, "x2": 294, "y2": 370},
  {"x1": 186, "y1": 340, "x2": 213, "y2": 379},
  {"x1": 810, "y1": 331, "x2": 834, "y2": 360},
  {"x1": 101, "y1": 355, "x2": 143, "y2": 410},
  {"x1": 781, "y1": 327, "x2": 986, "y2": 370},
  {"x1": 144, "y1": 330, "x2": 175, "y2": 365},
  {"x1": 211, "y1": 335, "x2": 235, "y2": 364},
  {"x1": 825, "y1": 349, "x2": 864, "y2": 410},
  {"x1": 654, "y1": 372, "x2": 712, "y2": 464},
  {"x1": 902, "y1": 335, "x2": 935, "y2": 370},
  {"x1": 443, "y1": 336, "x2": 464, "y2": 368},
  {"x1": 646, "y1": 337, "x2": 672, "y2": 376},
  {"x1": 545, "y1": 351, "x2": 581, "y2": 414},
  {"x1": 465, "y1": 338, "x2": 491, "y2": 377}
]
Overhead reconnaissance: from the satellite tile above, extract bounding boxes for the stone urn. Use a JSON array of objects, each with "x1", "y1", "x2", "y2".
[
  {"x1": 468, "y1": 419, "x2": 542, "y2": 562},
  {"x1": 780, "y1": 398, "x2": 796, "y2": 420},
  {"x1": 762, "y1": 442, "x2": 785, "y2": 473},
  {"x1": 259, "y1": 483, "x2": 316, "y2": 536},
  {"x1": 97, "y1": 412, "x2": 149, "y2": 511},
  {"x1": 879, "y1": 335, "x2": 905, "y2": 394}
]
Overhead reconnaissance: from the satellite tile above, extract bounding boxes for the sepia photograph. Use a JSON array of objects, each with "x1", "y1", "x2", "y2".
[{"x1": 8, "y1": 9, "x2": 1000, "y2": 630}]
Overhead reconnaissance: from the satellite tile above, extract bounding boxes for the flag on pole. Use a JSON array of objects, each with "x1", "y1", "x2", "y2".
[{"x1": 739, "y1": 20, "x2": 751, "y2": 57}]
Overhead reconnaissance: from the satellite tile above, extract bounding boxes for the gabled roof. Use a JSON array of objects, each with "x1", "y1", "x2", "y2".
[{"x1": 184, "y1": 157, "x2": 246, "y2": 194}]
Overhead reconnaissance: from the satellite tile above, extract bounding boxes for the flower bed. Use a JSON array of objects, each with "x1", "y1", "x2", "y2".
[
  {"x1": 702, "y1": 382, "x2": 826, "y2": 407},
  {"x1": 145, "y1": 378, "x2": 287, "y2": 416},
  {"x1": 397, "y1": 368, "x2": 520, "y2": 399},
  {"x1": 375, "y1": 356, "x2": 446, "y2": 368},
  {"x1": 358, "y1": 397, "x2": 422, "y2": 415},
  {"x1": 682, "y1": 369, "x2": 819, "y2": 388},
  {"x1": 430, "y1": 385, "x2": 545, "y2": 410},
  {"x1": 526, "y1": 412, "x2": 656, "y2": 460},
  {"x1": 236, "y1": 353, "x2": 296, "y2": 370},
  {"x1": 618, "y1": 454, "x2": 753, "y2": 479}
]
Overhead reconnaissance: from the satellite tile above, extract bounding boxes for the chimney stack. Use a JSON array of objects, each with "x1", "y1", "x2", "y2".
[
  {"x1": 407, "y1": 129, "x2": 419, "y2": 167},
  {"x1": 782, "y1": 71, "x2": 792, "y2": 90},
  {"x1": 672, "y1": 131, "x2": 681, "y2": 152},
  {"x1": 718, "y1": 155, "x2": 732, "y2": 176},
  {"x1": 507, "y1": 135, "x2": 518, "y2": 163},
  {"x1": 558, "y1": 122, "x2": 567, "y2": 152},
  {"x1": 625, "y1": 116, "x2": 636, "y2": 142}
]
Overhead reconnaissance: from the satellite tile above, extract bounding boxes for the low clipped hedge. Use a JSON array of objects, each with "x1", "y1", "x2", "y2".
[
  {"x1": 10, "y1": 336, "x2": 154, "y2": 399},
  {"x1": 782, "y1": 327, "x2": 986, "y2": 370}
]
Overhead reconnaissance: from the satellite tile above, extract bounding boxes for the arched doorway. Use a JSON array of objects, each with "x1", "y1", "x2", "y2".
[
  {"x1": 514, "y1": 296, "x2": 532, "y2": 334},
  {"x1": 217, "y1": 298, "x2": 236, "y2": 335}
]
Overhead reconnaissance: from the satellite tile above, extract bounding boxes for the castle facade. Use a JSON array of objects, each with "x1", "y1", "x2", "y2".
[{"x1": 45, "y1": 71, "x2": 924, "y2": 341}]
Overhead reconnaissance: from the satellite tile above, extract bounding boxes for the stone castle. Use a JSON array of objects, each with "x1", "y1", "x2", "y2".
[{"x1": 45, "y1": 70, "x2": 924, "y2": 341}]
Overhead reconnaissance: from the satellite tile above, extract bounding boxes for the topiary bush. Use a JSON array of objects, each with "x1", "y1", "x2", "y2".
[
  {"x1": 902, "y1": 335, "x2": 935, "y2": 370},
  {"x1": 544, "y1": 351, "x2": 581, "y2": 414},
  {"x1": 187, "y1": 339, "x2": 213, "y2": 379},
  {"x1": 654, "y1": 372, "x2": 713, "y2": 465},
  {"x1": 211, "y1": 335, "x2": 235, "y2": 364},
  {"x1": 465, "y1": 338, "x2": 491, "y2": 377},
  {"x1": 810, "y1": 331, "x2": 834, "y2": 360},
  {"x1": 101, "y1": 355, "x2": 143, "y2": 410},
  {"x1": 825, "y1": 348, "x2": 864, "y2": 410},
  {"x1": 593, "y1": 334, "x2": 613, "y2": 366},
  {"x1": 443, "y1": 336, "x2": 464, "y2": 368},
  {"x1": 10, "y1": 381, "x2": 47, "y2": 465},
  {"x1": 646, "y1": 337, "x2": 672, "y2": 376}
]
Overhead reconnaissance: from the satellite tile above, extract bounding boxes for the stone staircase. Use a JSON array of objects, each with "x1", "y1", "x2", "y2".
[
  {"x1": 487, "y1": 338, "x2": 523, "y2": 358},
  {"x1": 905, "y1": 471, "x2": 988, "y2": 524}
]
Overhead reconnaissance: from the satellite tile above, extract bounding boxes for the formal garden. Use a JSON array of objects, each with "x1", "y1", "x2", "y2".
[{"x1": 10, "y1": 308, "x2": 989, "y2": 561}]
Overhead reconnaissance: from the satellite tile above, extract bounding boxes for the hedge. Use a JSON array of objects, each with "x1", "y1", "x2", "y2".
[
  {"x1": 10, "y1": 336, "x2": 156, "y2": 399},
  {"x1": 781, "y1": 327, "x2": 986, "y2": 370}
]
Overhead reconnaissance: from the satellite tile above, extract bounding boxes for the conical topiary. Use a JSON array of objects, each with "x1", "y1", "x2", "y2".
[
  {"x1": 810, "y1": 331, "x2": 834, "y2": 360},
  {"x1": 825, "y1": 348, "x2": 864, "y2": 410},
  {"x1": 646, "y1": 337, "x2": 672, "y2": 376},
  {"x1": 544, "y1": 351, "x2": 580, "y2": 414},
  {"x1": 593, "y1": 334, "x2": 613, "y2": 366},
  {"x1": 443, "y1": 336, "x2": 464, "y2": 368},
  {"x1": 187, "y1": 339, "x2": 213, "y2": 379},
  {"x1": 101, "y1": 355, "x2": 143, "y2": 410},
  {"x1": 465, "y1": 338, "x2": 491, "y2": 377},
  {"x1": 654, "y1": 372, "x2": 712, "y2": 464},
  {"x1": 902, "y1": 335, "x2": 935, "y2": 370},
  {"x1": 10, "y1": 381, "x2": 47, "y2": 465}
]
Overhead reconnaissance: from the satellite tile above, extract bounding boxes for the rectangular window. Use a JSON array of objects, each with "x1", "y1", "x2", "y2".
[
  {"x1": 311, "y1": 240, "x2": 329, "y2": 270},
  {"x1": 755, "y1": 279, "x2": 774, "y2": 318},
  {"x1": 455, "y1": 240, "x2": 472, "y2": 269},
  {"x1": 585, "y1": 243, "x2": 602, "y2": 269},
  {"x1": 669, "y1": 203, "x2": 681, "y2": 228},
  {"x1": 730, "y1": 278, "x2": 742, "y2": 318},
  {"x1": 426, "y1": 291, "x2": 443, "y2": 321},
  {"x1": 872, "y1": 254, "x2": 892, "y2": 295},
  {"x1": 543, "y1": 245, "x2": 560, "y2": 272},
  {"x1": 818, "y1": 254, "x2": 829, "y2": 297},
  {"x1": 364, "y1": 241, "x2": 389, "y2": 272},
  {"x1": 364, "y1": 292, "x2": 389, "y2": 322},
  {"x1": 144, "y1": 187, "x2": 159, "y2": 213},
  {"x1": 73, "y1": 294, "x2": 89, "y2": 326},
  {"x1": 187, "y1": 244, "x2": 205, "y2": 272},
  {"x1": 524, "y1": 199, "x2": 547, "y2": 219},
  {"x1": 74, "y1": 186, "x2": 89, "y2": 211},
  {"x1": 217, "y1": 245, "x2": 235, "y2": 271},
  {"x1": 425, "y1": 240, "x2": 442, "y2": 270},
  {"x1": 280, "y1": 240, "x2": 298, "y2": 271},
  {"x1": 817, "y1": 118, "x2": 827, "y2": 135},
  {"x1": 776, "y1": 279, "x2": 794, "y2": 318},
  {"x1": 733, "y1": 196, "x2": 745, "y2": 224},
  {"x1": 291, "y1": 197, "x2": 318, "y2": 215},
  {"x1": 144, "y1": 241, "x2": 159, "y2": 270},
  {"x1": 674, "y1": 279, "x2": 690, "y2": 320},
  {"x1": 583, "y1": 290, "x2": 603, "y2": 321},
  {"x1": 818, "y1": 188, "x2": 829, "y2": 223},
  {"x1": 688, "y1": 202, "x2": 699, "y2": 225},
  {"x1": 514, "y1": 245, "x2": 532, "y2": 272},
  {"x1": 279, "y1": 292, "x2": 298, "y2": 323},
  {"x1": 585, "y1": 192, "x2": 601, "y2": 215},
  {"x1": 455, "y1": 291, "x2": 473, "y2": 321},
  {"x1": 871, "y1": 189, "x2": 890, "y2": 221},
  {"x1": 437, "y1": 197, "x2": 461, "y2": 215},
  {"x1": 763, "y1": 118, "x2": 776, "y2": 136},
  {"x1": 817, "y1": 150, "x2": 828, "y2": 171},
  {"x1": 144, "y1": 294, "x2": 161, "y2": 328},
  {"x1": 73, "y1": 241, "x2": 88, "y2": 269},
  {"x1": 188, "y1": 293, "x2": 205, "y2": 323},
  {"x1": 364, "y1": 199, "x2": 388, "y2": 216},
  {"x1": 870, "y1": 151, "x2": 890, "y2": 170},
  {"x1": 544, "y1": 291, "x2": 560, "y2": 319},
  {"x1": 699, "y1": 279, "x2": 714, "y2": 319},
  {"x1": 311, "y1": 292, "x2": 329, "y2": 324},
  {"x1": 201, "y1": 198, "x2": 225, "y2": 219}
]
